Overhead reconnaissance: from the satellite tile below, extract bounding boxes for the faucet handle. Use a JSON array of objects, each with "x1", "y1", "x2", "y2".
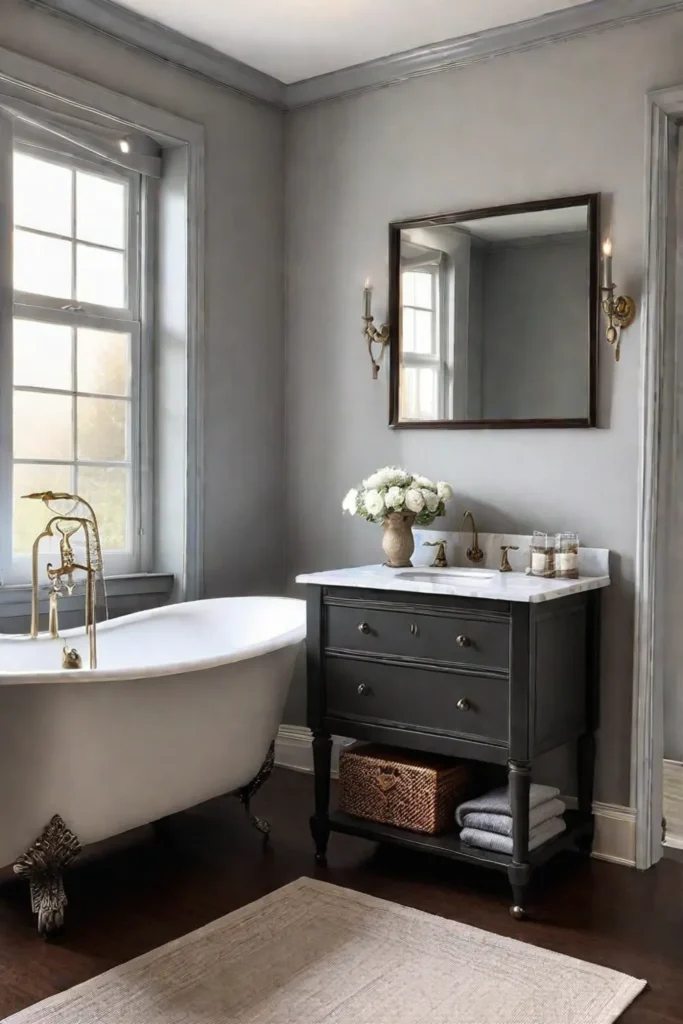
[
  {"x1": 499, "y1": 545, "x2": 519, "y2": 573},
  {"x1": 423, "y1": 539, "x2": 448, "y2": 568}
]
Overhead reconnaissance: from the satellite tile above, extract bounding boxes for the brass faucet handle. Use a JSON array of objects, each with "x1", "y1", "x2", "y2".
[
  {"x1": 62, "y1": 646, "x2": 83, "y2": 670},
  {"x1": 423, "y1": 540, "x2": 448, "y2": 568},
  {"x1": 499, "y1": 545, "x2": 519, "y2": 573}
]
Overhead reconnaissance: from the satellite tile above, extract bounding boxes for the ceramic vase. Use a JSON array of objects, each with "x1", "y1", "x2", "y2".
[{"x1": 381, "y1": 512, "x2": 416, "y2": 568}]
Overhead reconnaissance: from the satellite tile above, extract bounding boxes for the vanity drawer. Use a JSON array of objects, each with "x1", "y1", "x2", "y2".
[
  {"x1": 325, "y1": 658, "x2": 509, "y2": 745},
  {"x1": 325, "y1": 603, "x2": 509, "y2": 672}
]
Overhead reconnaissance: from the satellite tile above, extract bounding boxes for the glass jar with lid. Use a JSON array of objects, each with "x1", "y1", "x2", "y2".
[
  {"x1": 529, "y1": 532, "x2": 555, "y2": 578},
  {"x1": 555, "y1": 532, "x2": 580, "y2": 579}
]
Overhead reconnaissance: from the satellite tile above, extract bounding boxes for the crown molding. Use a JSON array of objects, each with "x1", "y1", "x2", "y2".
[
  {"x1": 286, "y1": 0, "x2": 683, "y2": 108},
  {"x1": 25, "y1": 0, "x2": 286, "y2": 108},
  {"x1": 24, "y1": 0, "x2": 683, "y2": 111}
]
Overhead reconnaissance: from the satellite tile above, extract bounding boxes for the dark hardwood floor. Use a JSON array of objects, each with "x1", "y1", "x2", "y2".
[{"x1": 1, "y1": 768, "x2": 681, "y2": 1022}]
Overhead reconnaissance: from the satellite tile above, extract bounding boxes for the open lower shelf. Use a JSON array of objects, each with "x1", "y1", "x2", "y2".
[{"x1": 328, "y1": 809, "x2": 592, "y2": 872}]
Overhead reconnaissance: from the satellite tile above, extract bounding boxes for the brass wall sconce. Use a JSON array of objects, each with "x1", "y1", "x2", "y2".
[
  {"x1": 601, "y1": 240, "x2": 636, "y2": 362},
  {"x1": 362, "y1": 278, "x2": 390, "y2": 379}
]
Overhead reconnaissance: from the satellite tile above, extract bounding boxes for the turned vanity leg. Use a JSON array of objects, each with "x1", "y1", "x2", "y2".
[
  {"x1": 577, "y1": 590, "x2": 599, "y2": 852},
  {"x1": 507, "y1": 759, "x2": 531, "y2": 919},
  {"x1": 237, "y1": 741, "x2": 276, "y2": 840},
  {"x1": 13, "y1": 815, "x2": 81, "y2": 938},
  {"x1": 577, "y1": 732, "x2": 596, "y2": 851},
  {"x1": 310, "y1": 729, "x2": 332, "y2": 864}
]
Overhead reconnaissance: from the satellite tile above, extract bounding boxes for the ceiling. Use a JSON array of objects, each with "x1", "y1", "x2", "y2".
[
  {"x1": 457, "y1": 205, "x2": 589, "y2": 241},
  {"x1": 113, "y1": 0, "x2": 594, "y2": 84}
]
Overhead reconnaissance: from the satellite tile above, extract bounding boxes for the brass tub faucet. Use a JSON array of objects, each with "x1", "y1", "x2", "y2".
[
  {"x1": 23, "y1": 491, "x2": 107, "y2": 670},
  {"x1": 462, "y1": 510, "x2": 484, "y2": 563}
]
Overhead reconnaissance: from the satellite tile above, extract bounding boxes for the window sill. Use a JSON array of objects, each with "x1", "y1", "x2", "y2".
[{"x1": 0, "y1": 572, "x2": 174, "y2": 621}]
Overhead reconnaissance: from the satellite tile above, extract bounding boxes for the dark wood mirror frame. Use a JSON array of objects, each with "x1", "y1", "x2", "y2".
[{"x1": 388, "y1": 193, "x2": 600, "y2": 430}]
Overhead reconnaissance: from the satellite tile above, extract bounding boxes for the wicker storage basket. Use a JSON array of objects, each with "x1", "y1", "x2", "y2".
[{"x1": 338, "y1": 744, "x2": 472, "y2": 835}]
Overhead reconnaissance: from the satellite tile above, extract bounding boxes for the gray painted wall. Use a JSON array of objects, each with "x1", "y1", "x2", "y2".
[
  {"x1": 2, "y1": 0, "x2": 286, "y2": 600},
  {"x1": 481, "y1": 235, "x2": 590, "y2": 420},
  {"x1": 285, "y1": 11, "x2": 683, "y2": 807},
  {"x1": 466, "y1": 241, "x2": 484, "y2": 420}
]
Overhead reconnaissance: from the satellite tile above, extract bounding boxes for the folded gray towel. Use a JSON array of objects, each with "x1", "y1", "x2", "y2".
[
  {"x1": 460, "y1": 815, "x2": 566, "y2": 855},
  {"x1": 455, "y1": 783, "x2": 560, "y2": 826},
  {"x1": 461, "y1": 797, "x2": 566, "y2": 837}
]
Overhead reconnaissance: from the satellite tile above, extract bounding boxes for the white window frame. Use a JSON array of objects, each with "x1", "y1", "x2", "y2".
[
  {"x1": 0, "y1": 46, "x2": 205, "y2": 604},
  {"x1": 5, "y1": 133, "x2": 152, "y2": 583}
]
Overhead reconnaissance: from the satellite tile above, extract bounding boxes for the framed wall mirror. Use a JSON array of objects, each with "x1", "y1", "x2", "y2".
[{"x1": 388, "y1": 194, "x2": 599, "y2": 429}]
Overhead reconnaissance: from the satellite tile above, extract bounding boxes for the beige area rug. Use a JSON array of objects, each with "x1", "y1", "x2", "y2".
[{"x1": 4, "y1": 877, "x2": 645, "y2": 1024}]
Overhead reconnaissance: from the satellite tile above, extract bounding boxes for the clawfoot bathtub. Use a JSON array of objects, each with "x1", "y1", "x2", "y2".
[{"x1": 0, "y1": 596, "x2": 306, "y2": 934}]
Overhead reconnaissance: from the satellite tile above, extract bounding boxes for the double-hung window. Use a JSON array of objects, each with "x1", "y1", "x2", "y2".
[
  {"x1": 3, "y1": 129, "x2": 148, "y2": 582},
  {"x1": 400, "y1": 262, "x2": 445, "y2": 420}
]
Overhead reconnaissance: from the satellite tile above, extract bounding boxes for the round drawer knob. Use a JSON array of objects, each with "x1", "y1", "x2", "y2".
[
  {"x1": 456, "y1": 635, "x2": 471, "y2": 648},
  {"x1": 410, "y1": 623, "x2": 419, "y2": 636},
  {"x1": 358, "y1": 622, "x2": 371, "y2": 635},
  {"x1": 456, "y1": 698, "x2": 471, "y2": 712},
  {"x1": 357, "y1": 683, "x2": 370, "y2": 696}
]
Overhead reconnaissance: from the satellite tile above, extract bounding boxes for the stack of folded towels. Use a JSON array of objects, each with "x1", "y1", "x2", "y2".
[{"x1": 456, "y1": 783, "x2": 566, "y2": 854}]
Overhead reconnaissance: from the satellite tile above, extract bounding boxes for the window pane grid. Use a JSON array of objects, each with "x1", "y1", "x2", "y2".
[
  {"x1": 14, "y1": 458, "x2": 131, "y2": 468},
  {"x1": 13, "y1": 150, "x2": 131, "y2": 311},
  {"x1": 14, "y1": 224, "x2": 126, "y2": 255},
  {"x1": 11, "y1": 316, "x2": 134, "y2": 553},
  {"x1": 10, "y1": 146, "x2": 141, "y2": 572},
  {"x1": 402, "y1": 268, "x2": 439, "y2": 358},
  {"x1": 14, "y1": 385, "x2": 131, "y2": 401}
]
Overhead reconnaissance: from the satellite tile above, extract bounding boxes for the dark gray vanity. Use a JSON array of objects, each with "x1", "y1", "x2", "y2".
[{"x1": 297, "y1": 559, "x2": 609, "y2": 917}]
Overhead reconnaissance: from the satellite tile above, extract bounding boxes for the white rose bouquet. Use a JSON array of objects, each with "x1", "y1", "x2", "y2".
[
  {"x1": 342, "y1": 468, "x2": 453, "y2": 567},
  {"x1": 344, "y1": 466, "x2": 450, "y2": 524},
  {"x1": 342, "y1": 467, "x2": 453, "y2": 526}
]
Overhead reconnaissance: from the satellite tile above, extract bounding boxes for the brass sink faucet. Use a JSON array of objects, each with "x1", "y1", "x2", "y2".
[
  {"x1": 423, "y1": 539, "x2": 448, "y2": 567},
  {"x1": 462, "y1": 510, "x2": 484, "y2": 563}
]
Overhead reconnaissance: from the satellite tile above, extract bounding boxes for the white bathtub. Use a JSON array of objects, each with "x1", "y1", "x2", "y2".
[{"x1": 0, "y1": 596, "x2": 306, "y2": 872}]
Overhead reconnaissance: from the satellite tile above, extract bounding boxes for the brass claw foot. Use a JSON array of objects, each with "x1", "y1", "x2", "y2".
[
  {"x1": 35, "y1": 874, "x2": 68, "y2": 938},
  {"x1": 13, "y1": 815, "x2": 81, "y2": 937},
  {"x1": 236, "y1": 741, "x2": 275, "y2": 844},
  {"x1": 246, "y1": 812, "x2": 271, "y2": 843}
]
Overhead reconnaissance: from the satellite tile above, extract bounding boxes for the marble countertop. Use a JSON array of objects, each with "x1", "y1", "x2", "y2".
[{"x1": 295, "y1": 564, "x2": 611, "y2": 604}]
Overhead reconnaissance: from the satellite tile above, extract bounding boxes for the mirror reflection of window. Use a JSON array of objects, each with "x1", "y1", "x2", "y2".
[
  {"x1": 393, "y1": 198, "x2": 596, "y2": 427},
  {"x1": 400, "y1": 261, "x2": 443, "y2": 420}
]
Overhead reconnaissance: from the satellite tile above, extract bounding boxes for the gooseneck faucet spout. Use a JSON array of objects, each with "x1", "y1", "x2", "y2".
[{"x1": 462, "y1": 510, "x2": 484, "y2": 564}]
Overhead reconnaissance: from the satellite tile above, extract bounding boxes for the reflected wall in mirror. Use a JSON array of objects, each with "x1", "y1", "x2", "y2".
[{"x1": 389, "y1": 195, "x2": 599, "y2": 429}]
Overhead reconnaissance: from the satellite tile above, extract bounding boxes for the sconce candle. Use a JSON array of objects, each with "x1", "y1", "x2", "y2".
[
  {"x1": 600, "y1": 238, "x2": 636, "y2": 362},
  {"x1": 602, "y1": 240, "x2": 612, "y2": 290},
  {"x1": 363, "y1": 278, "x2": 372, "y2": 319}
]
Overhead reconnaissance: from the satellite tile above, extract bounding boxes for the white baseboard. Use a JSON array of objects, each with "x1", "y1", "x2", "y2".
[
  {"x1": 275, "y1": 725, "x2": 353, "y2": 778},
  {"x1": 274, "y1": 725, "x2": 636, "y2": 866},
  {"x1": 590, "y1": 802, "x2": 636, "y2": 866}
]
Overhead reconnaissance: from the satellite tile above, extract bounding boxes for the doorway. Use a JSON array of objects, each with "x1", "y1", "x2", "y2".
[{"x1": 635, "y1": 87, "x2": 683, "y2": 868}]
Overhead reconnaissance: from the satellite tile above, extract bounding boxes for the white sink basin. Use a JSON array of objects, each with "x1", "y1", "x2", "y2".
[{"x1": 396, "y1": 568, "x2": 496, "y2": 583}]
